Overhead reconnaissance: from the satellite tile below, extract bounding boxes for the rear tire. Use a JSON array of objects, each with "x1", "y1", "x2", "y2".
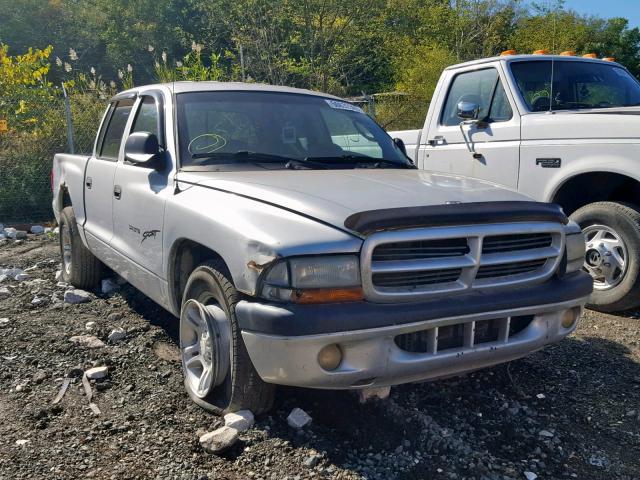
[
  {"x1": 180, "y1": 261, "x2": 275, "y2": 415},
  {"x1": 59, "y1": 206, "x2": 102, "y2": 289},
  {"x1": 570, "y1": 201, "x2": 640, "y2": 312}
]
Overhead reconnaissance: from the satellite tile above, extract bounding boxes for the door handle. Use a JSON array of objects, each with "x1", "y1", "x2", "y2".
[
  {"x1": 85, "y1": 177, "x2": 92, "y2": 189},
  {"x1": 113, "y1": 185, "x2": 122, "y2": 200},
  {"x1": 428, "y1": 136, "x2": 446, "y2": 146}
]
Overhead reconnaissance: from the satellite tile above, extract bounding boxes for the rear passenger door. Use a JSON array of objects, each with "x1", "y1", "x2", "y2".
[
  {"x1": 83, "y1": 99, "x2": 134, "y2": 255},
  {"x1": 421, "y1": 66, "x2": 521, "y2": 188},
  {"x1": 111, "y1": 93, "x2": 170, "y2": 280}
]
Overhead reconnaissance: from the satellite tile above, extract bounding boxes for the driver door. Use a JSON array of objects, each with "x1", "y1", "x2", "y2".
[{"x1": 421, "y1": 66, "x2": 521, "y2": 189}]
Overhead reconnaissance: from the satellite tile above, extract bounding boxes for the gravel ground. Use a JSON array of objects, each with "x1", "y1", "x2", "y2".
[{"x1": 0, "y1": 235, "x2": 639, "y2": 480}]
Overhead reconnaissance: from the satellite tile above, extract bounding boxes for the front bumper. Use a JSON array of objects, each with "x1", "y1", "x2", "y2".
[{"x1": 237, "y1": 272, "x2": 592, "y2": 389}]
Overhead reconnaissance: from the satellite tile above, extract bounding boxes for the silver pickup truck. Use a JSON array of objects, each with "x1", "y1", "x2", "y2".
[{"x1": 52, "y1": 82, "x2": 591, "y2": 415}]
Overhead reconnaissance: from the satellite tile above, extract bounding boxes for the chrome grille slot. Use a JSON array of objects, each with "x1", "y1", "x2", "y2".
[
  {"x1": 372, "y1": 238, "x2": 469, "y2": 261},
  {"x1": 373, "y1": 268, "x2": 462, "y2": 288},
  {"x1": 361, "y1": 222, "x2": 565, "y2": 302},
  {"x1": 394, "y1": 315, "x2": 534, "y2": 354},
  {"x1": 482, "y1": 233, "x2": 552, "y2": 254},
  {"x1": 476, "y1": 259, "x2": 547, "y2": 279}
]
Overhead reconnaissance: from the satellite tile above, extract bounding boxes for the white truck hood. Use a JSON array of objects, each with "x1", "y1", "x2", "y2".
[{"x1": 177, "y1": 169, "x2": 530, "y2": 232}]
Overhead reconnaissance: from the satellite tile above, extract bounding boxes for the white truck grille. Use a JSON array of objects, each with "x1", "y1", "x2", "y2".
[{"x1": 361, "y1": 222, "x2": 564, "y2": 302}]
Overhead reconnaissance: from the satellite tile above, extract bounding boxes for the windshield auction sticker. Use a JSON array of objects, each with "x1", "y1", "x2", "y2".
[{"x1": 325, "y1": 99, "x2": 363, "y2": 113}]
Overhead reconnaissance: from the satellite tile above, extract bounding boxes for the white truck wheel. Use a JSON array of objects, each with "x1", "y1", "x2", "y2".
[{"x1": 571, "y1": 201, "x2": 640, "y2": 312}]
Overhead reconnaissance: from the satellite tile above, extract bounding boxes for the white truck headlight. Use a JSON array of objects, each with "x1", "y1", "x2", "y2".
[
  {"x1": 260, "y1": 255, "x2": 362, "y2": 303},
  {"x1": 564, "y1": 221, "x2": 586, "y2": 274}
]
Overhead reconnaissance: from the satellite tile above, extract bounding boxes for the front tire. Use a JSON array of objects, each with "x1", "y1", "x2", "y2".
[
  {"x1": 59, "y1": 206, "x2": 102, "y2": 289},
  {"x1": 179, "y1": 262, "x2": 275, "y2": 415},
  {"x1": 570, "y1": 201, "x2": 640, "y2": 312}
]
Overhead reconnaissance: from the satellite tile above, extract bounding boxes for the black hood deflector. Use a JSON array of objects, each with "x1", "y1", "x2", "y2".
[{"x1": 344, "y1": 201, "x2": 568, "y2": 235}]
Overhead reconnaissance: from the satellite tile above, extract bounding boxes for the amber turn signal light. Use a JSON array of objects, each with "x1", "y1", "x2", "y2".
[
  {"x1": 533, "y1": 49, "x2": 549, "y2": 55},
  {"x1": 560, "y1": 50, "x2": 576, "y2": 56},
  {"x1": 293, "y1": 287, "x2": 364, "y2": 304},
  {"x1": 582, "y1": 53, "x2": 598, "y2": 58},
  {"x1": 500, "y1": 49, "x2": 517, "y2": 56}
]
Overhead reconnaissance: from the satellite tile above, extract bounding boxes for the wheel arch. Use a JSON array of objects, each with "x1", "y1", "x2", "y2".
[
  {"x1": 551, "y1": 171, "x2": 640, "y2": 216},
  {"x1": 167, "y1": 238, "x2": 233, "y2": 315}
]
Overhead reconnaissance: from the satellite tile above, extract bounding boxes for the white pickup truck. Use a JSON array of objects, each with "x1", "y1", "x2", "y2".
[{"x1": 392, "y1": 54, "x2": 640, "y2": 312}]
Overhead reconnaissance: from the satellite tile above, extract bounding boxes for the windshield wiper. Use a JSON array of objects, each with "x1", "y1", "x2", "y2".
[
  {"x1": 190, "y1": 151, "x2": 327, "y2": 169},
  {"x1": 305, "y1": 154, "x2": 416, "y2": 169}
]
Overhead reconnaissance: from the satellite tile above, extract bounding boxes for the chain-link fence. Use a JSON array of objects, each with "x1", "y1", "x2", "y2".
[{"x1": 0, "y1": 92, "x2": 104, "y2": 224}]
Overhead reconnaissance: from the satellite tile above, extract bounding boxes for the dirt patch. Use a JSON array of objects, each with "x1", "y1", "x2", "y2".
[{"x1": 1, "y1": 235, "x2": 639, "y2": 479}]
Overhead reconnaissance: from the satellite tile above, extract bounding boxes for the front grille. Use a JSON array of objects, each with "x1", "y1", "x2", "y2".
[
  {"x1": 361, "y1": 222, "x2": 564, "y2": 302},
  {"x1": 394, "y1": 315, "x2": 534, "y2": 354}
]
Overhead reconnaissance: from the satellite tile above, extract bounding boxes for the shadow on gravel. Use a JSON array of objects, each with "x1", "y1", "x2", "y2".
[{"x1": 116, "y1": 284, "x2": 179, "y2": 343}]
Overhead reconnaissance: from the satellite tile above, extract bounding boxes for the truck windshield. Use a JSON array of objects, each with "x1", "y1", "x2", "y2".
[
  {"x1": 176, "y1": 91, "x2": 410, "y2": 169},
  {"x1": 510, "y1": 60, "x2": 640, "y2": 112}
]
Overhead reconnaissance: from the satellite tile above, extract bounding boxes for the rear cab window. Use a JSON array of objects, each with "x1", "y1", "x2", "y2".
[{"x1": 440, "y1": 68, "x2": 513, "y2": 126}]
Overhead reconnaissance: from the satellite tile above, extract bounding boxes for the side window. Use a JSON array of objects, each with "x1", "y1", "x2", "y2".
[
  {"x1": 488, "y1": 81, "x2": 513, "y2": 121},
  {"x1": 441, "y1": 68, "x2": 511, "y2": 126},
  {"x1": 131, "y1": 96, "x2": 160, "y2": 139},
  {"x1": 99, "y1": 100, "x2": 134, "y2": 159}
]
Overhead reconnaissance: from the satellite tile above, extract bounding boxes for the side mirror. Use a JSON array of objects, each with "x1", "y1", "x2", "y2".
[
  {"x1": 456, "y1": 101, "x2": 480, "y2": 121},
  {"x1": 393, "y1": 137, "x2": 407, "y2": 156},
  {"x1": 124, "y1": 132, "x2": 162, "y2": 167}
]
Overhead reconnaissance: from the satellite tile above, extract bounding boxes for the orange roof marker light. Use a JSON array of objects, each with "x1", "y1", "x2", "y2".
[
  {"x1": 560, "y1": 50, "x2": 576, "y2": 56},
  {"x1": 500, "y1": 49, "x2": 517, "y2": 56},
  {"x1": 533, "y1": 49, "x2": 549, "y2": 55},
  {"x1": 582, "y1": 53, "x2": 598, "y2": 58},
  {"x1": 602, "y1": 57, "x2": 616, "y2": 62}
]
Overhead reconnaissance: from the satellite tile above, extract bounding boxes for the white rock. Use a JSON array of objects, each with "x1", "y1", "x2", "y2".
[
  {"x1": 287, "y1": 407, "x2": 312, "y2": 429},
  {"x1": 357, "y1": 386, "x2": 391, "y2": 403},
  {"x1": 85, "y1": 366, "x2": 108, "y2": 380},
  {"x1": 15, "y1": 439, "x2": 29, "y2": 446},
  {"x1": 2, "y1": 267, "x2": 23, "y2": 277},
  {"x1": 199, "y1": 426, "x2": 239, "y2": 454},
  {"x1": 53, "y1": 227, "x2": 59, "y2": 235},
  {"x1": 4, "y1": 228, "x2": 16, "y2": 237},
  {"x1": 101, "y1": 278, "x2": 119, "y2": 294},
  {"x1": 85, "y1": 321, "x2": 97, "y2": 331},
  {"x1": 70, "y1": 335, "x2": 105, "y2": 348},
  {"x1": 57, "y1": 281, "x2": 68, "y2": 288},
  {"x1": 224, "y1": 410, "x2": 255, "y2": 432},
  {"x1": 0, "y1": 318, "x2": 9, "y2": 326},
  {"x1": 0, "y1": 287, "x2": 9, "y2": 298},
  {"x1": 108, "y1": 328, "x2": 126, "y2": 343},
  {"x1": 31, "y1": 296, "x2": 44, "y2": 305},
  {"x1": 0, "y1": 274, "x2": 7, "y2": 283},
  {"x1": 538, "y1": 429, "x2": 554, "y2": 438},
  {"x1": 64, "y1": 289, "x2": 92, "y2": 304},
  {"x1": 44, "y1": 227, "x2": 53, "y2": 234},
  {"x1": 30, "y1": 225, "x2": 44, "y2": 235},
  {"x1": 536, "y1": 393, "x2": 546, "y2": 399},
  {"x1": 524, "y1": 472, "x2": 538, "y2": 480},
  {"x1": 15, "y1": 273, "x2": 30, "y2": 282},
  {"x1": 55, "y1": 270, "x2": 62, "y2": 281}
]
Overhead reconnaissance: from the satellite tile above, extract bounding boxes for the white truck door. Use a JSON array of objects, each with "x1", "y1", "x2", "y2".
[
  {"x1": 83, "y1": 100, "x2": 134, "y2": 255},
  {"x1": 421, "y1": 66, "x2": 520, "y2": 188},
  {"x1": 111, "y1": 94, "x2": 170, "y2": 281}
]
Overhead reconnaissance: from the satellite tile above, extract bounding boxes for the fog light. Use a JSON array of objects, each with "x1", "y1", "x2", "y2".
[
  {"x1": 318, "y1": 344, "x2": 342, "y2": 371},
  {"x1": 561, "y1": 308, "x2": 580, "y2": 329}
]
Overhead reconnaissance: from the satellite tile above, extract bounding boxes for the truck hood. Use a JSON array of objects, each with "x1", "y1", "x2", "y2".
[
  {"x1": 176, "y1": 169, "x2": 530, "y2": 233},
  {"x1": 522, "y1": 106, "x2": 640, "y2": 140}
]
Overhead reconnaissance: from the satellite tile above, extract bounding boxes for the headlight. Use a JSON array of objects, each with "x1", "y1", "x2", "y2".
[
  {"x1": 260, "y1": 255, "x2": 362, "y2": 303},
  {"x1": 563, "y1": 221, "x2": 586, "y2": 274}
]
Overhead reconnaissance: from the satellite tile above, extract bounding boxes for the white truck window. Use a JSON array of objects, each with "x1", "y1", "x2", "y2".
[
  {"x1": 131, "y1": 96, "x2": 159, "y2": 138},
  {"x1": 441, "y1": 68, "x2": 512, "y2": 126},
  {"x1": 510, "y1": 60, "x2": 640, "y2": 111},
  {"x1": 99, "y1": 100, "x2": 133, "y2": 159}
]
